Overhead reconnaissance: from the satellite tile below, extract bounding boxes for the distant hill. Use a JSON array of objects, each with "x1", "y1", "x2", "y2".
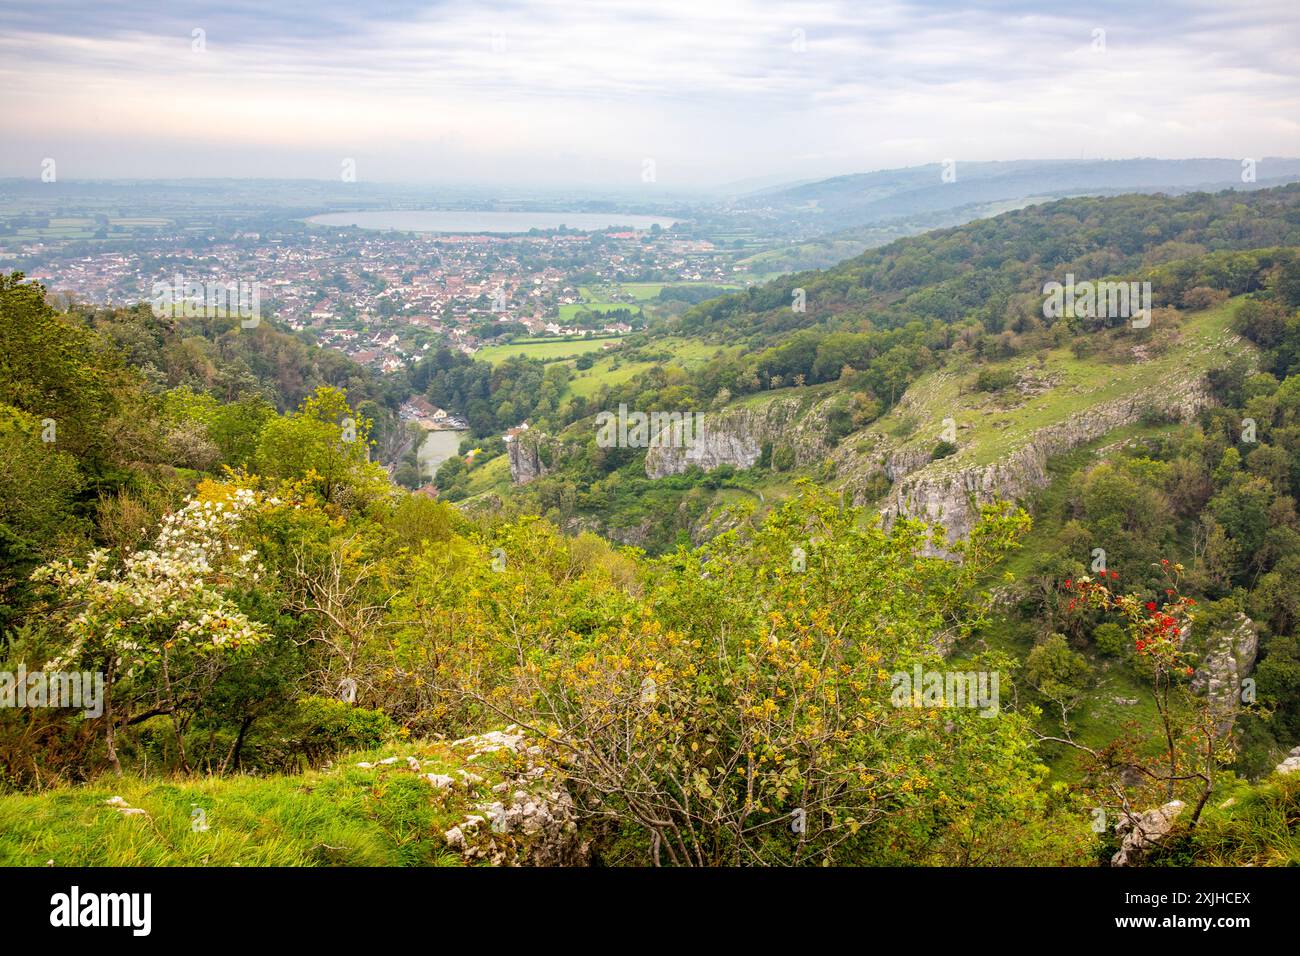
[
  {"x1": 732, "y1": 158, "x2": 1300, "y2": 238},
  {"x1": 691, "y1": 184, "x2": 1300, "y2": 341}
]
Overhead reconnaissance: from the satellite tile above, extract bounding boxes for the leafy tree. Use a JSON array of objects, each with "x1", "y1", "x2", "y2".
[
  {"x1": 1025, "y1": 633, "x2": 1092, "y2": 731},
  {"x1": 255, "y1": 386, "x2": 389, "y2": 506},
  {"x1": 33, "y1": 489, "x2": 272, "y2": 774}
]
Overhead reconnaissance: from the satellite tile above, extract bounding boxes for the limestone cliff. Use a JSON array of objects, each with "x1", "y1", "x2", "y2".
[
  {"x1": 870, "y1": 377, "x2": 1216, "y2": 550},
  {"x1": 1190, "y1": 612, "x2": 1259, "y2": 736},
  {"x1": 634, "y1": 372, "x2": 1218, "y2": 555},
  {"x1": 644, "y1": 394, "x2": 834, "y2": 478},
  {"x1": 507, "y1": 433, "x2": 548, "y2": 485}
]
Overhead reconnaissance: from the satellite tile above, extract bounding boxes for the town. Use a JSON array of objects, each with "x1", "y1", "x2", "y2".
[{"x1": 5, "y1": 218, "x2": 746, "y2": 374}]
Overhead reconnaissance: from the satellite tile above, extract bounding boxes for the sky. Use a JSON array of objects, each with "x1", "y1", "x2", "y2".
[{"x1": 2, "y1": 0, "x2": 1298, "y2": 189}]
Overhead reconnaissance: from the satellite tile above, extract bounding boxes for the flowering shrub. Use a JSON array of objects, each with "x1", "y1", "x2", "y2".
[
  {"x1": 32, "y1": 487, "x2": 274, "y2": 772},
  {"x1": 1060, "y1": 560, "x2": 1229, "y2": 829},
  {"x1": 36, "y1": 489, "x2": 270, "y2": 663},
  {"x1": 1065, "y1": 560, "x2": 1197, "y2": 671}
]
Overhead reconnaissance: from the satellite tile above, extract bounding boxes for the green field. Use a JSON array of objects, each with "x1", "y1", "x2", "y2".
[
  {"x1": 474, "y1": 336, "x2": 619, "y2": 365},
  {"x1": 1, "y1": 215, "x2": 172, "y2": 241},
  {"x1": 462, "y1": 451, "x2": 511, "y2": 496},
  {"x1": 580, "y1": 281, "x2": 746, "y2": 302},
  {"x1": 567, "y1": 359, "x2": 653, "y2": 398},
  {"x1": 473, "y1": 332, "x2": 731, "y2": 391},
  {"x1": 557, "y1": 302, "x2": 640, "y2": 322}
]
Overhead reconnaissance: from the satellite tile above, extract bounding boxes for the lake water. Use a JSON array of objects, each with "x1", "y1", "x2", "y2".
[
  {"x1": 417, "y1": 430, "x2": 467, "y2": 481},
  {"x1": 306, "y1": 210, "x2": 677, "y2": 233}
]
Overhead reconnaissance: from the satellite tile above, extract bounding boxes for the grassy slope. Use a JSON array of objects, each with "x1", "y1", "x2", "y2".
[
  {"x1": 866, "y1": 299, "x2": 1245, "y2": 470},
  {"x1": 5, "y1": 732, "x2": 1294, "y2": 867},
  {"x1": 462, "y1": 451, "x2": 511, "y2": 496},
  {"x1": 0, "y1": 740, "x2": 521, "y2": 867},
  {"x1": 581, "y1": 281, "x2": 746, "y2": 301},
  {"x1": 1174, "y1": 772, "x2": 1300, "y2": 866},
  {"x1": 566, "y1": 337, "x2": 730, "y2": 398}
]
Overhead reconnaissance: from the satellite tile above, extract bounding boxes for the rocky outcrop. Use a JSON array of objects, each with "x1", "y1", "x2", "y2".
[
  {"x1": 645, "y1": 420, "x2": 762, "y2": 475},
  {"x1": 441, "y1": 726, "x2": 588, "y2": 867},
  {"x1": 1190, "y1": 613, "x2": 1259, "y2": 735},
  {"x1": 644, "y1": 395, "x2": 834, "y2": 478},
  {"x1": 878, "y1": 377, "x2": 1216, "y2": 552},
  {"x1": 1112, "y1": 800, "x2": 1185, "y2": 866},
  {"x1": 883, "y1": 445, "x2": 934, "y2": 482},
  {"x1": 344, "y1": 733, "x2": 587, "y2": 866},
  {"x1": 574, "y1": 515, "x2": 656, "y2": 549},
  {"x1": 1275, "y1": 745, "x2": 1300, "y2": 776},
  {"x1": 507, "y1": 434, "x2": 548, "y2": 485}
]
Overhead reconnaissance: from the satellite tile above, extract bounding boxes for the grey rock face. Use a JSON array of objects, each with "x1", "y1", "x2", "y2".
[
  {"x1": 507, "y1": 435, "x2": 547, "y2": 485},
  {"x1": 1111, "y1": 800, "x2": 1185, "y2": 866},
  {"x1": 881, "y1": 378, "x2": 1216, "y2": 554},
  {"x1": 1275, "y1": 745, "x2": 1300, "y2": 776},
  {"x1": 1190, "y1": 612, "x2": 1259, "y2": 736},
  {"x1": 644, "y1": 395, "x2": 833, "y2": 478},
  {"x1": 645, "y1": 421, "x2": 763, "y2": 476},
  {"x1": 442, "y1": 725, "x2": 588, "y2": 866}
]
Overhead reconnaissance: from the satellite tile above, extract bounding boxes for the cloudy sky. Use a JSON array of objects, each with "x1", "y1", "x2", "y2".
[{"x1": 2, "y1": 0, "x2": 1298, "y2": 188}]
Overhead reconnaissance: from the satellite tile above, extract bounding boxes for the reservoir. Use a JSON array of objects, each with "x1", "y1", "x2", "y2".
[
  {"x1": 306, "y1": 210, "x2": 678, "y2": 233},
  {"x1": 417, "y1": 429, "x2": 467, "y2": 481}
]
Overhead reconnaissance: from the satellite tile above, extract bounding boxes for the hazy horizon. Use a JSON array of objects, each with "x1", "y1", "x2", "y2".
[
  {"x1": 3, "y1": 0, "x2": 1299, "y2": 188},
  {"x1": 6, "y1": 155, "x2": 1300, "y2": 201}
]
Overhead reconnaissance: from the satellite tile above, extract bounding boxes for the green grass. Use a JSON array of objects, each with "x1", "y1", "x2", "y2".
[
  {"x1": 579, "y1": 282, "x2": 745, "y2": 302},
  {"x1": 568, "y1": 359, "x2": 654, "y2": 398},
  {"x1": 0, "y1": 740, "x2": 520, "y2": 866},
  {"x1": 475, "y1": 336, "x2": 619, "y2": 365},
  {"x1": 1177, "y1": 772, "x2": 1300, "y2": 866},
  {"x1": 865, "y1": 299, "x2": 1247, "y2": 471},
  {"x1": 557, "y1": 302, "x2": 639, "y2": 322},
  {"x1": 565, "y1": 337, "x2": 730, "y2": 399},
  {"x1": 612, "y1": 283, "x2": 664, "y2": 300},
  {"x1": 724, "y1": 380, "x2": 839, "y2": 411},
  {"x1": 110, "y1": 217, "x2": 169, "y2": 227},
  {"x1": 462, "y1": 452, "x2": 511, "y2": 496},
  {"x1": 2, "y1": 215, "x2": 171, "y2": 242},
  {"x1": 657, "y1": 339, "x2": 730, "y2": 362}
]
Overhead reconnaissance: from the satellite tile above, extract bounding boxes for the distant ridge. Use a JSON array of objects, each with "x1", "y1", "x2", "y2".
[{"x1": 734, "y1": 157, "x2": 1300, "y2": 233}]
